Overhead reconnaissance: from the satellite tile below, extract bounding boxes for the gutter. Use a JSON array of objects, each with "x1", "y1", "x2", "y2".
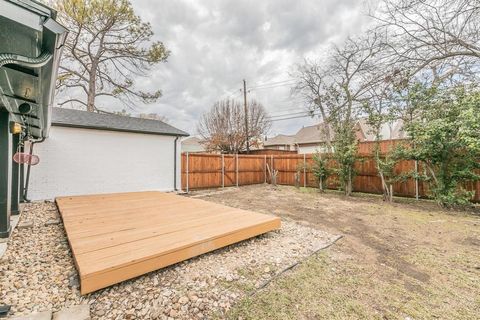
[{"x1": 173, "y1": 136, "x2": 180, "y2": 191}]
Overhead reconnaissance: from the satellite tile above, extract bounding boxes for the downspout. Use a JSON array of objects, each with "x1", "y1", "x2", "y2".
[
  {"x1": 173, "y1": 136, "x2": 179, "y2": 191},
  {"x1": 23, "y1": 137, "x2": 45, "y2": 202}
]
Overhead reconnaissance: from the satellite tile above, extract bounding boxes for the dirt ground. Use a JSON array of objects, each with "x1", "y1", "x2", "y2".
[{"x1": 189, "y1": 185, "x2": 480, "y2": 320}]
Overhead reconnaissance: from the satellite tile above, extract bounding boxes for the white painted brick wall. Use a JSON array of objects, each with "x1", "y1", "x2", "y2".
[
  {"x1": 297, "y1": 145, "x2": 329, "y2": 154},
  {"x1": 298, "y1": 145, "x2": 320, "y2": 154},
  {"x1": 27, "y1": 126, "x2": 181, "y2": 200}
]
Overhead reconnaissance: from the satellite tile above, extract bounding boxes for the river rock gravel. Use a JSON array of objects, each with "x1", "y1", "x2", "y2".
[{"x1": 0, "y1": 200, "x2": 336, "y2": 319}]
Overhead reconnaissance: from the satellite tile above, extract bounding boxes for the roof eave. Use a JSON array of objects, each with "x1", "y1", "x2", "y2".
[{"x1": 51, "y1": 122, "x2": 189, "y2": 137}]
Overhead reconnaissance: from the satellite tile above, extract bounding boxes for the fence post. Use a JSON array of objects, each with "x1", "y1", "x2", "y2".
[
  {"x1": 221, "y1": 154, "x2": 225, "y2": 188},
  {"x1": 235, "y1": 154, "x2": 239, "y2": 187},
  {"x1": 264, "y1": 155, "x2": 267, "y2": 183},
  {"x1": 186, "y1": 152, "x2": 189, "y2": 193},
  {"x1": 303, "y1": 153, "x2": 306, "y2": 188}
]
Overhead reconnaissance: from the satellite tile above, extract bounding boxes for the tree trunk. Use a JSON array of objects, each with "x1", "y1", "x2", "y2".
[
  {"x1": 294, "y1": 172, "x2": 300, "y2": 188},
  {"x1": 87, "y1": 61, "x2": 98, "y2": 112},
  {"x1": 318, "y1": 107, "x2": 333, "y2": 153},
  {"x1": 346, "y1": 168, "x2": 352, "y2": 196}
]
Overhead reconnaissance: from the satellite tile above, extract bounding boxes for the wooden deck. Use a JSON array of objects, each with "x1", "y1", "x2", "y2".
[{"x1": 56, "y1": 191, "x2": 281, "y2": 294}]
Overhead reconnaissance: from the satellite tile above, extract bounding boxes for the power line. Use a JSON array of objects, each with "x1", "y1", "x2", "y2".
[
  {"x1": 268, "y1": 112, "x2": 314, "y2": 120},
  {"x1": 276, "y1": 95, "x2": 304, "y2": 102},
  {"x1": 248, "y1": 82, "x2": 297, "y2": 91},
  {"x1": 217, "y1": 86, "x2": 242, "y2": 101},
  {"x1": 268, "y1": 110, "x2": 313, "y2": 119},
  {"x1": 269, "y1": 113, "x2": 321, "y2": 122},
  {"x1": 269, "y1": 107, "x2": 306, "y2": 115},
  {"x1": 268, "y1": 100, "x2": 304, "y2": 108},
  {"x1": 248, "y1": 79, "x2": 296, "y2": 89}
]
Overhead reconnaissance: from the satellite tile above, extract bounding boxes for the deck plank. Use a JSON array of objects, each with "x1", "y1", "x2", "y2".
[{"x1": 56, "y1": 191, "x2": 281, "y2": 294}]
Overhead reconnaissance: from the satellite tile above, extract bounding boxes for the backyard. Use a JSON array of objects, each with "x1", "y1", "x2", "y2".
[
  {"x1": 1, "y1": 184, "x2": 479, "y2": 319},
  {"x1": 189, "y1": 185, "x2": 480, "y2": 320}
]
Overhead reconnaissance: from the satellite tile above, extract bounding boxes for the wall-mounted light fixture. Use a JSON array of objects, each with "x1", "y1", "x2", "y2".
[{"x1": 9, "y1": 122, "x2": 22, "y2": 134}]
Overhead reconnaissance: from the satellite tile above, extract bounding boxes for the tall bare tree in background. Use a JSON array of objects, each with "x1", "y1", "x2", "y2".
[
  {"x1": 292, "y1": 61, "x2": 333, "y2": 152},
  {"x1": 294, "y1": 33, "x2": 385, "y2": 195},
  {"x1": 55, "y1": 0, "x2": 170, "y2": 112},
  {"x1": 373, "y1": 0, "x2": 480, "y2": 83},
  {"x1": 198, "y1": 99, "x2": 271, "y2": 153}
]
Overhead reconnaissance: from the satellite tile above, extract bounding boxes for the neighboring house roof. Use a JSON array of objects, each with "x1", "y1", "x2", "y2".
[
  {"x1": 181, "y1": 137, "x2": 206, "y2": 152},
  {"x1": 182, "y1": 137, "x2": 202, "y2": 146},
  {"x1": 294, "y1": 123, "x2": 333, "y2": 145},
  {"x1": 270, "y1": 119, "x2": 406, "y2": 147},
  {"x1": 391, "y1": 119, "x2": 407, "y2": 139},
  {"x1": 52, "y1": 107, "x2": 189, "y2": 136},
  {"x1": 356, "y1": 118, "x2": 406, "y2": 141},
  {"x1": 263, "y1": 134, "x2": 296, "y2": 146}
]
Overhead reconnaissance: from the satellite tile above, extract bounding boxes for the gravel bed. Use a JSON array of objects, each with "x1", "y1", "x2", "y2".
[{"x1": 0, "y1": 201, "x2": 337, "y2": 319}]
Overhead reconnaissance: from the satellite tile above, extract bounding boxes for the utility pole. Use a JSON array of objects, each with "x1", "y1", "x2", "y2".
[{"x1": 243, "y1": 79, "x2": 249, "y2": 153}]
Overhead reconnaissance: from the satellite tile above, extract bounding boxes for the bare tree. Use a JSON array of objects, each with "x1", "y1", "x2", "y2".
[
  {"x1": 198, "y1": 98, "x2": 271, "y2": 153},
  {"x1": 292, "y1": 61, "x2": 333, "y2": 151},
  {"x1": 55, "y1": 0, "x2": 170, "y2": 112},
  {"x1": 373, "y1": 0, "x2": 480, "y2": 82},
  {"x1": 361, "y1": 65, "x2": 400, "y2": 201},
  {"x1": 295, "y1": 32, "x2": 386, "y2": 195}
]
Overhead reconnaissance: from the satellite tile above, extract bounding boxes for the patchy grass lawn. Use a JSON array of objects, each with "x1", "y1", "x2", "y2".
[{"x1": 191, "y1": 185, "x2": 480, "y2": 320}]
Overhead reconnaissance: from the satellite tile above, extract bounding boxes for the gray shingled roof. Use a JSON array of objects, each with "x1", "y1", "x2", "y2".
[
  {"x1": 356, "y1": 118, "x2": 406, "y2": 141},
  {"x1": 264, "y1": 134, "x2": 296, "y2": 146},
  {"x1": 52, "y1": 107, "x2": 189, "y2": 136},
  {"x1": 181, "y1": 136, "x2": 203, "y2": 145},
  {"x1": 294, "y1": 123, "x2": 333, "y2": 144}
]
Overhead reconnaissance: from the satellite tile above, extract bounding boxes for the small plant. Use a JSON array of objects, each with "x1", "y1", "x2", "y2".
[
  {"x1": 311, "y1": 152, "x2": 331, "y2": 192},
  {"x1": 294, "y1": 164, "x2": 302, "y2": 189},
  {"x1": 375, "y1": 144, "x2": 399, "y2": 202},
  {"x1": 332, "y1": 128, "x2": 358, "y2": 196},
  {"x1": 266, "y1": 163, "x2": 278, "y2": 187}
]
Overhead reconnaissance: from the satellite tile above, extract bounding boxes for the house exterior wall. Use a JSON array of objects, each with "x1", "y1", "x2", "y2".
[
  {"x1": 297, "y1": 144, "x2": 329, "y2": 154},
  {"x1": 264, "y1": 144, "x2": 296, "y2": 151},
  {"x1": 27, "y1": 126, "x2": 181, "y2": 200},
  {"x1": 181, "y1": 144, "x2": 205, "y2": 153}
]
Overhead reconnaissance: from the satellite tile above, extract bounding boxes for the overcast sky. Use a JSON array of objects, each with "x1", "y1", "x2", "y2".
[{"x1": 127, "y1": 0, "x2": 371, "y2": 136}]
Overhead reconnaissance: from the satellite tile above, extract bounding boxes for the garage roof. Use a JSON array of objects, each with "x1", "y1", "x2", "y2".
[{"x1": 52, "y1": 107, "x2": 189, "y2": 137}]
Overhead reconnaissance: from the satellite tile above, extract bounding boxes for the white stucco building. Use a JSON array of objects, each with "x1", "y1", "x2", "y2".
[{"x1": 27, "y1": 108, "x2": 188, "y2": 200}]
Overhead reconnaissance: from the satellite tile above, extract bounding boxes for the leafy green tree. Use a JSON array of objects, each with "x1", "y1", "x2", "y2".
[
  {"x1": 311, "y1": 152, "x2": 331, "y2": 192},
  {"x1": 55, "y1": 0, "x2": 170, "y2": 112},
  {"x1": 330, "y1": 126, "x2": 358, "y2": 195},
  {"x1": 397, "y1": 85, "x2": 480, "y2": 206},
  {"x1": 325, "y1": 36, "x2": 383, "y2": 195}
]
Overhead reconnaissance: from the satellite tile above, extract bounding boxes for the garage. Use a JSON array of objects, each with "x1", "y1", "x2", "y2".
[{"x1": 27, "y1": 107, "x2": 188, "y2": 200}]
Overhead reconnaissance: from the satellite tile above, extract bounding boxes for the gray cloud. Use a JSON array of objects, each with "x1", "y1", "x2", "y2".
[{"x1": 121, "y1": 0, "x2": 370, "y2": 136}]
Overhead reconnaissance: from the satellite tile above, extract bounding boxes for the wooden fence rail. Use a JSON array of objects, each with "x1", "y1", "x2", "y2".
[{"x1": 181, "y1": 144, "x2": 480, "y2": 202}]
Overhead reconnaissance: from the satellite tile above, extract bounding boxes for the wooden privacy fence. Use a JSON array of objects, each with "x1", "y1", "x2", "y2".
[
  {"x1": 181, "y1": 151, "x2": 480, "y2": 203},
  {"x1": 182, "y1": 153, "x2": 268, "y2": 191}
]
